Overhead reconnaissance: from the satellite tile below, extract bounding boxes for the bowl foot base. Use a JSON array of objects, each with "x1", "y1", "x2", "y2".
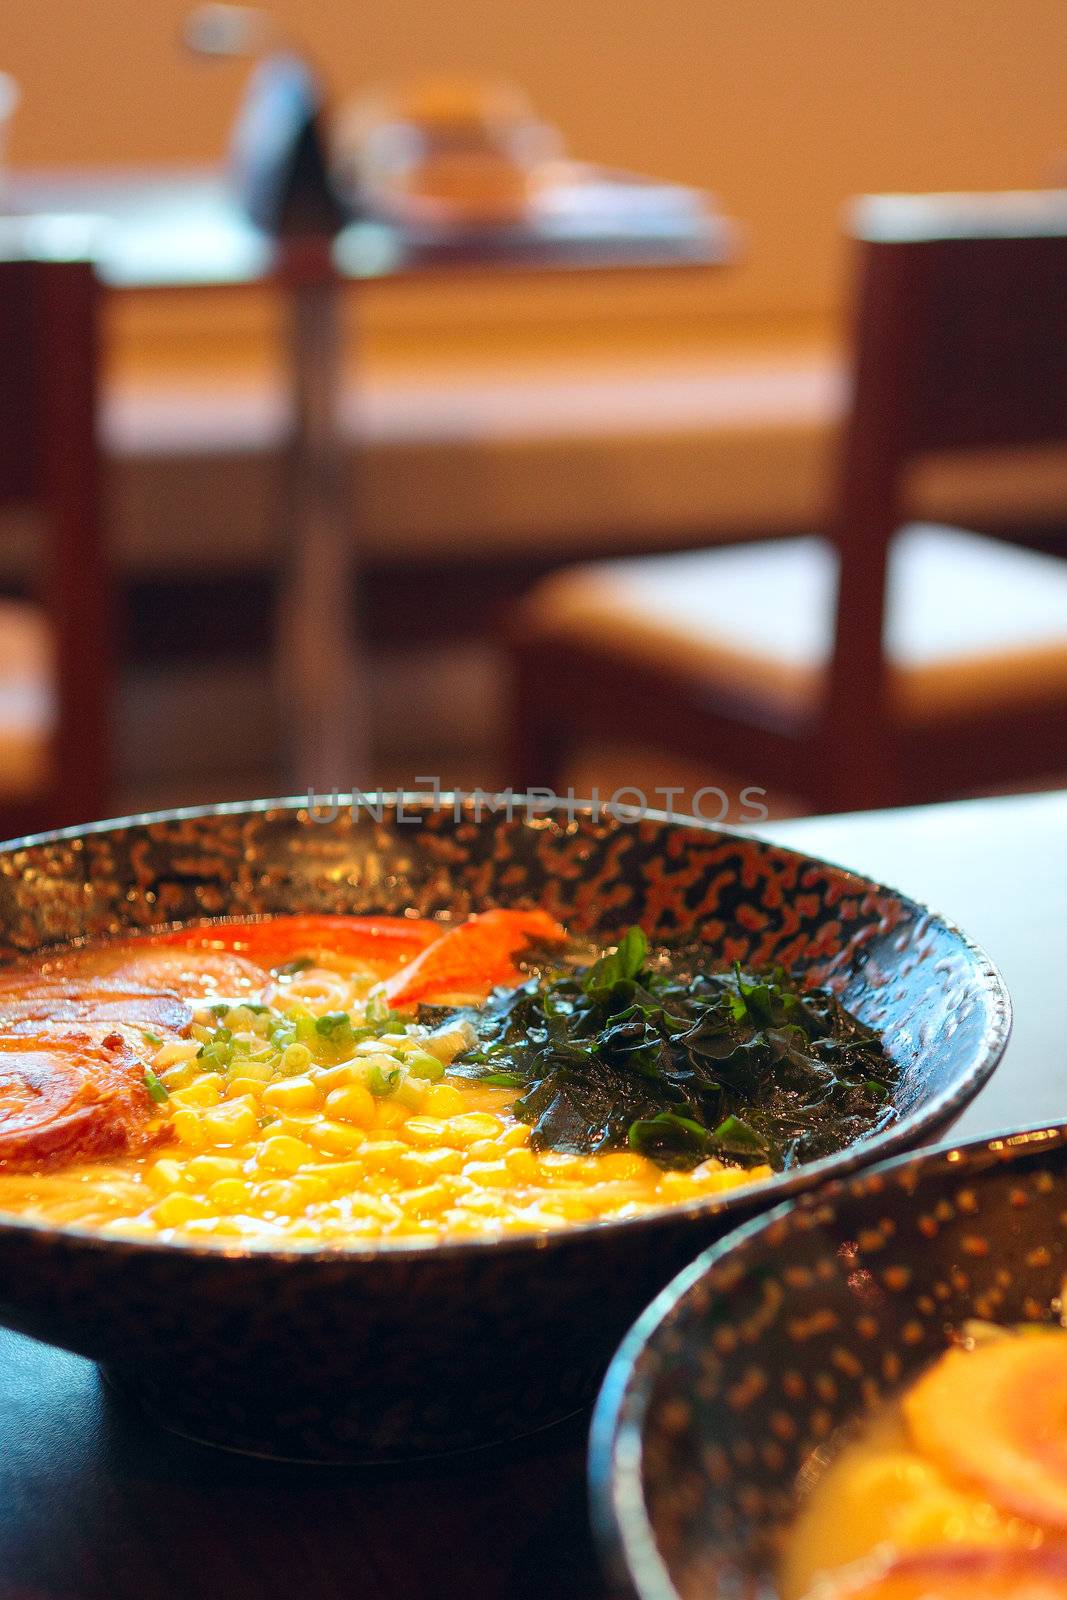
[{"x1": 98, "y1": 1361, "x2": 593, "y2": 1465}]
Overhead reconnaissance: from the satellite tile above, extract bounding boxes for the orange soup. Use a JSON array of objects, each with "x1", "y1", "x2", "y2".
[{"x1": 0, "y1": 912, "x2": 785, "y2": 1246}]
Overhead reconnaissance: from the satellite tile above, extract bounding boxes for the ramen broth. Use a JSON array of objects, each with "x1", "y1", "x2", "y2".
[
  {"x1": 0, "y1": 912, "x2": 889, "y2": 1248},
  {"x1": 781, "y1": 1325, "x2": 1067, "y2": 1600}
]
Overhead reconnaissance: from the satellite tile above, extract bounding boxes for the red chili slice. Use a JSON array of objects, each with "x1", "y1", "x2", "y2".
[{"x1": 380, "y1": 909, "x2": 567, "y2": 1009}]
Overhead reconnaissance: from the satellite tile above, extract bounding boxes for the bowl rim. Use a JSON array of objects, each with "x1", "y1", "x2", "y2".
[
  {"x1": 0, "y1": 794, "x2": 1011, "y2": 1263},
  {"x1": 587, "y1": 1121, "x2": 1067, "y2": 1600}
]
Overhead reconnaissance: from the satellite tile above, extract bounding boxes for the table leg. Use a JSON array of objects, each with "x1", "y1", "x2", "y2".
[{"x1": 276, "y1": 274, "x2": 370, "y2": 793}]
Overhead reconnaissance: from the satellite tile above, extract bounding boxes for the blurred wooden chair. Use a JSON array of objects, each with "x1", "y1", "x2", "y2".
[
  {"x1": 507, "y1": 193, "x2": 1067, "y2": 812},
  {"x1": 0, "y1": 254, "x2": 111, "y2": 836}
]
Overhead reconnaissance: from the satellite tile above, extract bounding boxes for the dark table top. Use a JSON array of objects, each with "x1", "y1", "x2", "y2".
[
  {"x1": 1, "y1": 790, "x2": 1063, "y2": 1600},
  {"x1": 1, "y1": 167, "x2": 735, "y2": 289}
]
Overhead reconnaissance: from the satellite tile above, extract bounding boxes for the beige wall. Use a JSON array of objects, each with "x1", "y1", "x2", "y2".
[{"x1": 3, "y1": 1, "x2": 1065, "y2": 319}]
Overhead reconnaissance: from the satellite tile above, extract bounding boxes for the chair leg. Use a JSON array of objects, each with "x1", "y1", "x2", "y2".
[
  {"x1": 811, "y1": 712, "x2": 903, "y2": 813},
  {"x1": 501, "y1": 635, "x2": 570, "y2": 794}
]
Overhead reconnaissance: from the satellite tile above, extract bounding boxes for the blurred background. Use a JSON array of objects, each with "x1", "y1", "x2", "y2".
[{"x1": 0, "y1": 0, "x2": 1065, "y2": 829}]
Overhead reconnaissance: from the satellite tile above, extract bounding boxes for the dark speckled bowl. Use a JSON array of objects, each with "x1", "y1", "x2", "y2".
[
  {"x1": 0, "y1": 798, "x2": 1009, "y2": 1461},
  {"x1": 590, "y1": 1125, "x2": 1067, "y2": 1600}
]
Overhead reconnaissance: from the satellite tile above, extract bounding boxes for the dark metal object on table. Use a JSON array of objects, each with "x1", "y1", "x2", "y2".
[
  {"x1": 273, "y1": 242, "x2": 369, "y2": 790},
  {"x1": 229, "y1": 53, "x2": 348, "y2": 237},
  {"x1": 225, "y1": 45, "x2": 360, "y2": 788}
]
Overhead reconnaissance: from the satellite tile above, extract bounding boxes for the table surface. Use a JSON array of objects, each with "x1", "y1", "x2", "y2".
[
  {"x1": 1, "y1": 789, "x2": 1063, "y2": 1600},
  {"x1": 1, "y1": 166, "x2": 735, "y2": 288}
]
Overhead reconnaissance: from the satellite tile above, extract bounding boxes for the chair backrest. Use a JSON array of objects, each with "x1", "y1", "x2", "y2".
[
  {"x1": 822, "y1": 193, "x2": 1067, "y2": 798},
  {"x1": 0, "y1": 253, "x2": 111, "y2": 829}
]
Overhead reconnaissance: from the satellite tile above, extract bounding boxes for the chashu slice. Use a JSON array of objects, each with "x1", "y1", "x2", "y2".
[{"x1": 0, "y1": 1029, "x2": 170, "y2": 1168}]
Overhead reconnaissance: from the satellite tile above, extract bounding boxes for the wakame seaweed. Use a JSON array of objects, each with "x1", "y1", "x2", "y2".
[{"x1": 443, "y1": 927, "x2": 895, "y2": 1170}]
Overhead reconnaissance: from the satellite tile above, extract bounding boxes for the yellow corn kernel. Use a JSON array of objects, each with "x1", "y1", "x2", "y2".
[
  {"x1": 182, "y1": 1217, "x2": 247, "y2": 1238},
  {"x1": 441, "y1": 1210, "x2": 488, "y2": 1236},
  {"x1": 333, "y1": 1216, "x2": 385, "y2": 1240},
  {"x1": 400, "y1": 1146, "x2": 465, "y2": 1180},
  {"x1": 362, "y1": 1171, "x2": 403, "y2": 1198},
  {"x1": 224, "y1": 1074, "x2": 267, "y2": 1100},
  {"x1": 171, "y1": 1108, "x2": 204, "y2": 1148},
  {"x1": 312, "y1": 1061, "x2": 363, "y2": 1092},
  {"x1": 146, "y1": 1157, "x2": 187, "y2": 1193},
  {"x1": 594, "y1": 1152, "x2": 649, "y2": 1182},
  {"x1": 207, "y1": 1177, "x2": 253, "y2": 1210},
  {"x1": 153, "y1": 1039, "x2": 200, "y2": 1071},
  {"x1": 445, "y1": 1112, "x2": 505, "y2": 1147},
  {"x1": 170, "y1": 1073, "x2": 223, "y2": 1109},
  {"x1": 324, "y1": 1083, "x2": 376, "y2": 1126},
  {"x1": 466, "y1": 1137, "x2": 510, "y2": 1162},
  {"x1": 288, "y1": 1173, "x2": 330, "y2": 1206},
  {"x1": 358, "y1": 1139, "x2": 409, "y2": 1172},
  {"x1": 280, "y1": 1221, "x2": 321, "y2": 1241},
  {"x1": 160, "y1": 1062, "x2": 197, "y2": 1090},
  {"x1": 398, "y1": 1183, "x2": 453, "y2": 1218},
  {"x1": 583, "y1": 1187, "x2": 633, "y2": 1215},
  {"x1": 539, "y1": 1194, "x2": 596, "y2": 1222},
  {"x1": 200, "y1": 1098, "x2": 259, "y2": 1147},
  {"x1": 398, "y1": 1115, "x2": 448, "y2": 1148},
  {"x1": 152, "y1": 1192, "x2": 214, "y2": 1228},
  {"x1": 504, "y1": 1147, "x2": 540, "y2": 1183},
  {"x1": 254, "y1": 1179, "x2": 306, "y2": 1214},
  {"x1": 185, "y1": 1154, "x2": 244, "y2": 1186},
  {"x1": 497, "y1": 1122, "x2": 531, "y2": 1149},
  {"x1": 657, "y1": 1171, "x2": 704, "y2": 1202},
  {"x1": 462, "y1": 1158, "x2": 513, "y2": 1188},
  {"x1": 304, "y1": 1160, "x2": 364, "y2": 1189},
  {"x1": 256, "y1": 1134, "x2": 314, "y2": 1173},
  {"x1": 261, "y1": 1075, "x2": 322, "y2": 1113},
  {"x1": 421, "y1": 1082, "x2": 466, "y2": 1117},
  {"x1": 305, "y1": 1119, "x2": 367, "y2": 1156},
  {"x1": 228, "y1": 1060, "x2": 272, "y2": 1085},
  {"x1": 390, "y1": 1216, "x2": 439, "y2": 1238},
  {"x1": 452, "y1": 1191, "x2": 510, "y2": 1218},
  {"x1": 271, "y1": 1113, "x2": 319, "y2": 1139},
  {"x1": 372, "y1": 1099, "x2": 408, "y2": 1131}
]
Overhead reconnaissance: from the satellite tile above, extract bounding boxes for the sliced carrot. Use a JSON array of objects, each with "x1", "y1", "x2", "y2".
[
  {"x1": 380, "y1": 908, "x2": 567, "y2": 1009},
  {"x1": 817, "y1": 1547, "x2": 1067, "y2": 1599},
  {"x1": 142, "y1": 915, "x2": 443, "y2": 970},
  {"x1": 904, "y1": 1335, "x2": 1067, "y2": 1531}
]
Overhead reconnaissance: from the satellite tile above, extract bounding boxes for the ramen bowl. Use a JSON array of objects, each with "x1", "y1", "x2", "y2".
[
  {"x1": 588, "y1": 1126, "x2": 1067, "y2": 1600},
  {"x1": 0, "y1": 797, "x2": 1009, "y2": 1461}
]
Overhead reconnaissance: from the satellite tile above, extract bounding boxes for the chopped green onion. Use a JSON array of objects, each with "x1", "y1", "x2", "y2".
[
  {"x1": 367, "y1": 1061, "x2": 401, "y2": 1097},
  {"x1": 143, "y1": 1069, "x2": 169, "y2": 1105},
  {"x1": 405, "y1": 1050, "x2": 447, "y2": 1081},
  {"x1": 315, "y1": 1011, "x2": 352, "y2": 1037}
]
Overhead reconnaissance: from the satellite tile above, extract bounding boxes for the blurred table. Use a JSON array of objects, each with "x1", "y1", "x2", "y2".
[
  {"x1": 1, "y1": 169, "x2": 735, "y2": 792},
  {"x1": 5, "y1": 789, "x2": 1058, "y2": 1600}
]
